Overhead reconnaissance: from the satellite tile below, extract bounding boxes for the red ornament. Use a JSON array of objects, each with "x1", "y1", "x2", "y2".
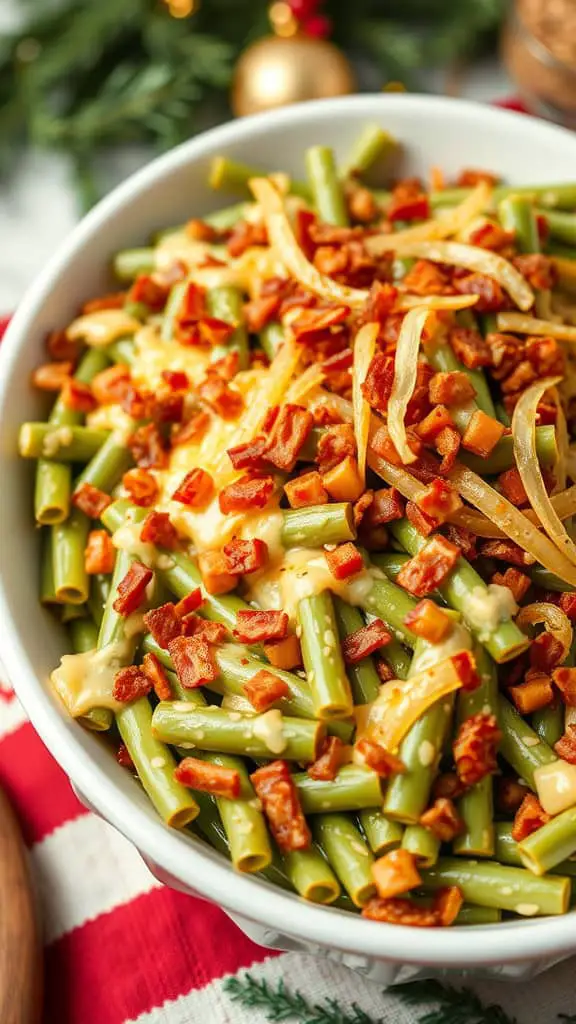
[{"x1": 287, "y1": 0, "x2": 331, "y2": 39}]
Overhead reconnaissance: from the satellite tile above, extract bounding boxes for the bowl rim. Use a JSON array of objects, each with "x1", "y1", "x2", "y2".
[{"x1": 1, "y1": 92, "x2": 576, "y2": 966}]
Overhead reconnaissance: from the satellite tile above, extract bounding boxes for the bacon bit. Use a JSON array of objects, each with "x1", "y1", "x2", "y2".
[
  {"x1": 226, "y1": 437, "x2": 268, "y2": 472},
  {"x1": 495, "y1": 777, "x2": 531, "y2": 815},
  {"x1": 284, "y1": 470, "x2": 328, "y2": 509},
  {"x1": 181, "y1": 615, "x2": 228, "y2": 645},
  {"x1": 445, "y1": 524, "x2": 477, "y2": 561},
  {"x1": 435, "y1": 426, "x2": 461, "y2": 474},
  {"x1": 461, "y1": 410, "x2": 505, "y2": 458},
  {"x1": 364, "y1": 488, "x2": 405, "y2": 529},
  {"x1": 403, "y1": 259, "x2": 449, "y2": 296},
  {"x1": 362, "y1": 896, "x2": 437, "y2": 927},
  {"x1": 208, "y1": 353, "x2": 241, "y2": 385},
  {"x1": 292, "y1": 304, "x2": 350, "y2": 342},
  {"x1": 265, "y1": 404, "x2": 314, "y2": 472},
  {"x1": 113, "y1": 561, "x2": 153, "y2": 616},
  {"x1": 361, "y1": 281, "x2": 399, "y2": 325},
  {"x1": 321, "y1": 348, "x2": 354, "y2": 374},
  {"x1": 404, "y1": 599, "x2": 451, "y2": 644},
  {"x1": 405, "y1": 501, "x2": 439, "y2": 538},
  {"x1": 353, "y1": 490, "x2": 374, "y2": 527},
  {"x1": 416, "y1": 405, "x2": 455, "y2": 443},
  {"x1": 223, "y1": 538, "x2": 268, "y2": 575},
  {"x1": 552, "y1": 666, "x2": 576, "y2": 705},
  {"x1": 387, "y1": 180, "x2": 430, "y2": 223},
  {"x1": 325, "y1": 542, "x2": 364, "y2": 581},
  {"x1": 84, "y1": 529, "x2": 116, "y2": 575},
  {"x1": 492, "y1": 567, "x2": 531, "y2": 603},
  {"x1": 512, "y1": 793, "x2": 551, "y2": 843},
  {"x1": 372, "y1": 849, "x2": 421, "y2": 899},
  {"x1": 453, "y1": 272, "x2": 507, "y2": 312},
  {"x1": 128, "y1": 274, "x2": 169, "y2": 311},
  {"x1": 168, "y1": 635, "x2": 218, "y2": 689},
  {"x1": 555, "y1": 724, "x2": 576, "y2": 764},
  {"x1": 453, "y1": 712, "x2": 502, "y2": 787},
  {"x1": 91, "y1": 364, "x2": 132, "y2": 405},
  {"x1": 81, "y1": 291, "x2": 126, "y2": 313},
  {"x1": 481, "y1": 539, "x2": 535, "y2": 567},
  {"x1": 172, "y1": 411, "x2": 211, "y2": 447},
  {"x1": 128, "y1": 423, "x2": 168, "y2": 470},
  {"x1": 250, "y1": 760, "x2": 311, "y2": 852},
  {"x1": 361, "y1": 352, "x2": 395, "y2": 415},
  {"x1": 429, "y1": 371, "x2": 476, "y2": 407},
  {"x1": 143, "y1": 603, "x2": 182, "y2": 650},
  {"x1": 433, "y1": 772, "x2": 465, "y2": 802},
  {"x1": 46, "y1": 330, "x2": 79, "y2": 363},
  {"x1": 185, "y1": 218, "x2": 218, "y2": 242},
  {"x1": 140, "y1": 510, "x2": 179, "y2": 550},
  {"x1": 468, "y1": 221, "x2": 514, "y2": 253},
  {"x1": 71, "y1": 482, "x2": 111, "y2": 519},
  {"x1": 116, "y1": 744, "x2": 134, "y2": 769},
  {"x1": 449, "y1": 327, "x2": 491, "y2": 370},
  {"x1": 219, "y1": 474, "x2": 275, "y2": 514},
  {"x1": 174, "y1": 757, "x2": 241, "y2": 800},
  {"x1": 453, "y1": 650, "x2": 481, "y2": 691},
  {"x1": 112, "y1": 665, "x2": 152, "y2": 703},
  {"x1": 152, "y1": 390, "x2": 185, "y2": 425},
  {"x1": 197, "y1": 550, "x2": 239, "y2": 596},
  {"x1": 526, "y1": 335, "x2": 564, "y2": 377},
  {"x1": 348, "y1": 185, "x2": 378, "y2": 223},
  {"x1": 61, "y1": 378, "x2": 97, "y2": 412},
  {"x1": 418, "y1": 478, "x2": 462, "y2": 525},
  {"x1": 306, "y1": 736, "x2": 345, "y2": 782},
  {"x1": 513, "y1": 253, "x2": 557, "y2": 291},
  {"x1": 316, "y1": 423, "x2": 357, "y2": 474},
  {"x1": 434, "y1": 887, "x2": 464, "y2": 927},
  {"x1": 242, "y1": 668, "x2": 289, "y2": 713},
  {"x1": 559, "y1": 593, "x2": 576, "y2": 621},
  {"x1": 142, "y1": 651, "x2": 173, "y2": 700},
  {"x1": 122, "y1": 385, "x2": 153, "y2": 420},
  {"x1": 322, "y1": 455, "x2": 364, "y2": 502},
  {"x1": 397, "y1": 536, "x2": 459, "y2": 597},
  {"x1": 171, "y1": 468, "x2": 215, "y2": 509},
  {"x1": 530, "y1": 632, "x2": 565, "y2": 673},
  {"x1": 313, "y1": 245, "x2": 349, "y2": 276},
  {"x1": 312, "y1": 403, "x2": 345, "y2": 427},
  {"x1": 496, "y1": 467, "x2": 528, "y2": 507},
  {"x1": 234, "y1": 609, "x2": 288, "y2": 644},
  {"x1": 121, "y1": 468, "x2": 158, "y2": 508},
  {"x1": 355, "y1": 738, "x2": 405, "y2": 778},
  {"x1": 173, "y1": 589, "x2": 203, "y2": 618},
  {"x1": 264, "y1": 634, "x2": 302, "y2": 671},
  {"x1": 244, "y1": 294, "x2": 282, "y2": 333},
  {"x1": 227, "y1": 219, "x2": 268, "y2": 259},
  {"x1": 161, "y1": 370, "x2": 189, "y2": 392},
  {"x1": 457, "y1": 169, "x2": 499, "y2": 187},
  {"x1": 342, "y1": 619, "x2": 391, "y2": 664},
  {"x1": 371, "y1": 424, "x2": 421, "y2": 467},
  {"x1": 198, "y1": 376, "x2": 243, "y2": 419},
  {"x1": 510, "y1": 674, "x2": 554, "y2": 714},
  {"x1": 420, "y1": 798, "x2": 464, "y2": 842}
]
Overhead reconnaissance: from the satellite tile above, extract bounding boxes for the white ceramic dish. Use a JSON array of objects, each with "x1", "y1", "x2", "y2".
[{"x1": 1, "y1": 94, "x2": 575, "y2": 985}]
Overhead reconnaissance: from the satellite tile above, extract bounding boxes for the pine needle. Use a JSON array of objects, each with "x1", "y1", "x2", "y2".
[
  {"x1": 224, "y1": 974, "x2": 381, "y2": 1024},
  {"x1": 391, "y1": 980, "x2": 518, "y2": 1024}
]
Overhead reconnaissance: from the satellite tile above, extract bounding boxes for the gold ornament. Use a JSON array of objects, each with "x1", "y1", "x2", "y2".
[
  {"x1": 163, "y1": 0, "x2": 199, "y2": 17},
  {"x1": 231, "y1": 33, "x2": 356, "y2": 118}
]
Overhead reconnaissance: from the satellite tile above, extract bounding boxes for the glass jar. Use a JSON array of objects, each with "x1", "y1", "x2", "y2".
[{"x1": 501, "y1": 0, "x2": 576, "y2": 128}]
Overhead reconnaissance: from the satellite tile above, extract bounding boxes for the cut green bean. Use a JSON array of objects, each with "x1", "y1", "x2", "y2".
[
  {"x1": 499, "y1": 195, "x2": 540, "y2": 253},
  {"x1": 518, "y1": 806, "x2": 576, "y2": 876},
  {"x1": 333, "y1": 598, "x2": 380, "y2": 705},
  {"x1": 108, "y1": 338, "x2": 137, "y2": 367},
  {"x1": 208, "y1": 155, "x2": 311, "y2": 201},
  {"x1": 35, "y1": 459, "x2": 71, "y2": 525},
  {"x1": 371, "y1": 552, "x2": 410, "y2": 582},
  {"x1": 497, "y1": 694, "x2": 557, "y2": 790},
  {"x1": 74, "y1": 431, "x2": 133, "y2": 494},
  {"x1": 530, "y1": 565, "x2": 575, "y2": 593},
  {"x1": 294, "y1": 764, "x2": 382, "y2": 815},
  {"x1": 52, "y1": 509, "x2": 90, "y2": 604},
  {"x1": 359, "y1": 810, "x2": 403, "y2": 856},
  {"x1": 259, "y1": 321, "x2": 284, "y2": 360},
  {"x1": 359, "y1": 573, "x2": 419, "y2": 646},
  {"x1": 384, "y1": 691, "x2": 453, "y2": 824},
  {"x1": 410, "y1": 896, "x2": 502, "y2": 925},
  {"x1": 420, "y1": 856, "x2": 570, "y2": 916},
  {"x1": 454, "y1": 646, "x2": 497, "y2": 857},
  {"x1": 282, "y1": 844, "x2": 341, "y2": 904},
  {"x1": 281, "y1": 504, "x2": 356, "y2": 547},
  {"x1": 306, "y1": 146, "x2": 348, "y2": 227},
  {"x1": 20, "y1": 424, "x2": 109, "y2": 462},
  {"x1": 312, "y1": 814, "x2": 375, "y2": 907},
  {"x1": 207, "y1": 285, "x2": 249, "y2": 370},
  {"x1": 423, "y1": 335, "x2": 496, "y2": 424},
  {"x1": 206, "y1": 201, "x2": 252, "y2": 231},
  {"x1": 69, "y1": 616, "x2": 98, "y2": 653},
  {"x1": 113, "y1": 247, "x2": 155, "y2": 282},
  {"x1": 402, "y1": 825, "x2": 440, "y2": 868},
  {"x1": 538, "y1": 208, "x2": 576, "y2": 247},
  {"x1": 161, "y1": 280, "x2": 188, "y2": 343},
  {"x1": 40, "y1": 529, "x2": 59, "y2": 607},
  {"x1": 460, "y1": 426, "x2": 557, "y2": 475},
  {"x1": 87, "y1": 574, "x2": 111, "y2": 629},
  {"x1": 298, "y1": 591, "x2": 353, "y2": 720},
  {"x1": 494, "y1": 822, "x2": 576, "y2": 876},
  {"x1": 340, "y1": 124, "x2": 397, "y2": 179},
  {"x1": 432, "y1": 183, "x2": 576, "y2": 211},
  {"x1": 532, "y1": 701, "x2": 564, "y2": 747},
  {"x1": 196, "y1": 752, "x2": 272, "y2": 873}
]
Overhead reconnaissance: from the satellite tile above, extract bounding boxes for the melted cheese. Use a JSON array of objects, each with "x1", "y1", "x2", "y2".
[
  {"x1": 50, "y1": 642, "x2": 129, "y2": 716},
  {"x1": 67, "y1": 309, "x2": 141, "y2": 347},
  {"x1": 410, "y1": 622, "x2": 472, "y2": 674},
  {"x1": 464, "y1": 584, "x2": 518, "y2": 642},
  {"x1": 155, "y1": 232, "x2": 284, "y2": 299},
  {"x1": 131, "y1": 324, "x2": 211, "y2": 393},
  {"x1": 252, "y1": 709, "x2": 287, "y2": 754},
  {"x1": 41, "y1": 426, "x2": 73, "y2": 457},
  {"x1": 170, "y1": 499, "x2": 284, "y2": 561},
  {"x1": 112, "y1": 522, "x2": 157, "y2": 567},
  {"x1": 534, "y1": 760, "x2": 576, "y2": 816},
  {"x1": 86, "y1": 404, "x2": 134, "y2": 443}
]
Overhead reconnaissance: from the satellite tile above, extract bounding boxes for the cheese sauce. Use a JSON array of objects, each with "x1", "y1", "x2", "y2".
[{"x1": 50, "y1": 642, "x2": 130, "y2": 717}]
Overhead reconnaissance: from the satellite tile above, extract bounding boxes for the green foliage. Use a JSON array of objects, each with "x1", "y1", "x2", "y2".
[
  {"x1": 224, "y1": 974, "x2": 379, "y2": 1024},
  {"x1": 390, "y1": 980, "x2": 518, "y2": 1024}
]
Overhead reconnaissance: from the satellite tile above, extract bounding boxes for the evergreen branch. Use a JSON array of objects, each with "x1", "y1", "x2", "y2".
[
  {"x1": 390, "y1": 980, "x2": 518, "y2": 1024},
  {"x1": 224, "y1": 974, "x2": 381, "y2": 1024}
]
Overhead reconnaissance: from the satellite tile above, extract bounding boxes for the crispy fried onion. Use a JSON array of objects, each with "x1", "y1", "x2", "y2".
[
  {"x1": 352, "y1": 322, "x2": 378, "y2": 485},
  {"x1": 368, "y1": 182, "x2": 492, "y2": 254},
  {"x1": 249, "y1": 176, "x2": 369, "y2": 308},
  {"x1": 397, "y1": 294, "x2": 480, "y2": 311},
  {"x1": 516, "y1": 602, "x2": 573, "y2": 664},
  {"x1": 512, "y1": 377, "x2": 576, "y2": 568},
  {"x1": 388, "y1": 307, "x2": 430, "y2": 465},
  {"x1": 285, "y1": 363, "x2": 326, "y2": 404},
  {"x1": 378, "y1": 241, "x2": 534, "y2": 312},
  {"x1": 496, "y1": 312, "x2": 576, "y2": 342}
]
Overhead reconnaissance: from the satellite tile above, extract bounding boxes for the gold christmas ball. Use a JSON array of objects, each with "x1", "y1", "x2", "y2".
[{"x1": 231, "y1": 34, "x2": 357, "y2": 118}]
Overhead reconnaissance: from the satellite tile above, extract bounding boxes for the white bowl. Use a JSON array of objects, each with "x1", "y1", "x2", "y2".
[{"x1": 1, "y1": 94, "x2": 575, "y2": 985}]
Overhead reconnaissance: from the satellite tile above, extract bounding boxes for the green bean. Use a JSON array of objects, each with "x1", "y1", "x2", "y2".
[
  {"x1": 282, "y1": 844, "x2": 341, "y2": 904},
  {"x1": 358, "y1": 810, "x2": 403, "y2": 856},
  {"x1": 206, "y1": 201, "x2": 252, "y2": 231},
  {"x1": 196, "y1": 752, "x2": 272, "y2": 873},
  {"x1": 191, "y1": 789, "x2": 230, "y2": 857},
  {"x1": 69, "y1": 615, "x2": 98, "y2": 653},
  {"x1": 295, "y1": 764, "x2": 383, "y2": 815},
  {"x1": 402, "y1": 825, "x2": 440, "y2": 867},
  {"x1": 360, "y1": 573, "x2": 419, "y2": 646},
  {"x1": 460, "y1": 426, "x2": 557, "y2": 475},
  {"x1": 530, "y1": 565, "x2": 576, "y2": 593},
  {"x1": 208, "y1": 155, "x2": 311, "y2": 201},
  {"x1": 74, "y1": 432, "x2": 133, "y2": 495},
  {"x1": 20, "y1": 423, "x2": 109, "y2": 462},
  {"x1": 152, "y1": 703, "x2": 323, "y2": 762},
  {"x1": 40, "y1": 529, "x2": 59, "y2": 607},
  {"x1": 107, "y1": 338, "x2": 137, "y2": 367},
  {"x1": 312, "y1": 814, "x2": 375, "y2": 907},
  {"x1": 390, "y1": 519, "x2": 529, "y2": 664},
  {"x1": 113, "y1": 247, "x2": 155, "y2": 282},
  {"x1": 532, "y1": 701, "x2": 564, "y2": 747},
  {"x1": 123, "y1": 300, "x2": 150, "y2": 321},
  {"x1": 281, "y1": 504, "x2": 356, "y2": 547},
  {"x1": 207, "y1": 285, "x2": 249, "y2": 370},
  {"x1": 499, "y1": 195, "x2": 540, "y2": 253},
  {"x1": 52, "y1": 508, "x2": 90, "y2": 604},
  {"x1": 518, "y1": 806, "x2": 576, "y2": 876},
  {"x1": 393, "y1": 255, "x2": 415, "y2": 280},
  {"x1": 306, "y1": 146, "x2": 348, "y2": 227},
  {"x1": 538, "y1": 208, "x2": 576, "y2": 247},
  {"x1": 410, "y1": 896, "x2": 502, "y2": 924},
  {"x1": 61, "y1": 602, "x2": 86, "y2": 623},
  {"x1": 384, "y1": 689, "x2": 453, "y2": 825},
  {"x1": 259, "y1": 321, "x2": 284, "y2": 360},
  {"x1": 431, "y1": 183, "x2": 576, "y2": 211},
  {"x1": 333, "y1": 598, "x2": 380, "y2": 705},
  {"x1": 371, "y1": 552, "x2": 410, "y2": 582},
  {"x1": 377, "y1": 634, "x2": 411, "y2": 681},
  {"x1": 98, "y1": 512, "x2": 147, "y2": 648},
  {"x1": 35, "y1": 459, "x2": 71, "y2": 525},
  {"x1": 298, "y1": 591, "x2": 353, "y2": 720},
  {"x1": 423, "y1": 334, "x2": 496, "y2": 424},
  {"x1": 420, "y1": 856, "x2": 570, "y2": 916},
  {"x1": 494, "y1": 822, "x2": 576, "y2": 876},
  {"x1": 497, "y1": 694, "x2": 557, "y2": 790},
  {"x1": 454, "y1": 646, "x2": 497, "y2": 857},
  {"x1": 87, "y1": 573, "x2": 111, "y2": 628},
  {"x1": 161, "y1": 280, "x2": 188, "y2": 343},
  {"x1": 340, "y1": 124, "x2": 397, "y2": 179}
]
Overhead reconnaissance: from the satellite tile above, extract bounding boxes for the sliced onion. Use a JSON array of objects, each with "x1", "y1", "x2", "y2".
[
  {"x1": 250, "y1": 177, "x2": 369, "y2": 308},
  {"x1": 512, "y1": 377, "x2": 576, "y2": 568},
  {"x1": 368, "y1": 181, "x2": 492, "y2": 254},
  {"x1": 285, "y1": 363, "x2": 325, "y2": 404},
  {"x1": 397, "y1": 293, "x2": 480, "y2": 311},
  {"x1": 516, "y1": 602, "x2": 573, "y2": 665},
  {"x1": 448, "y1": 463, "x2": 576, "y2": 586},
  {"x1": 496, "y1": 312, "x2": 576, "y2": 342},
  {"x1": 380, "y1": 241, "x2": 534, "y2": 312},
  {"x1": 388, "y1": 308, "x2": 430, "y2": 465},
  {"x1": 352, "y1": 321, "x2": 378, "y2": 485}
]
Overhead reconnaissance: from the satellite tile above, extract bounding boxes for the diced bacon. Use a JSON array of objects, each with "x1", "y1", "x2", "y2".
[
  {"x1": 371, "y1": 424, "x2": 422, "y2": 466},
  {"x1": 429, "y1": 371, "x2": 476, "y2": 407},
  {"x1": 405, "y1": 501, "x2": 439, "y2": 538},
  {"x1": 263, "y1": 635, "x2": 302, "y2": 671},
  {"x1": 152, "y1": 390, "x2": 185, "y2": 425},
  {"x1": 513, "y1": 253, "x2": 557, "y2": 291},
  {"x1": 307, "y1": 736, "x2": 346, "y2": 782},
  {"x1": 321, "y1": 348, "x2": 354, "y2": 373},
  {"x1": 457, "y1": 168, "x2": 499, "y2": 187},
  {"x1": 555, "y1": 724, "x2": 576, "y2": 764},
  {"x1": 434, "y1": 887, "x2": 464, "y2": 927},
  {"x1": 46, "y1": 330, "x2": 79, "y2": 363},
  {"x1": 404, "y1": 599, "x2": 451, "y2": 644},
  {"x1": 197, "y1": 550, "x2": 239, "y2": 596},
  {"x1": 512, "y1": 793, "x2": 551, "y2": 842},
  {"x1": 495, "y1": 777, "x2": 530, "y2": 815},
  {"x1": 167, "y1": 635, "x2": 218, "y2": 689},
  {"x1": 233, "y1": 609, "x2": 288, "y2": 644},
  {"x1": 171, "y1": 468, "x2": 215, "y2": 509},
  {"x1": 244, "y1": 294, "x2": 282, "y2": 332},
  {"x1": 142, "y1": 651, "x2": 173, "y2": 700},
  {"x1": 403, "y1": 259, "x2": 449, "y2": 296},
  {"x1": 417, "y1": 477, "x2": 462, "y2": 525},
  {"x1": 509, "y1": 673, "x2": 554, "y2": 714},
  {"x1": 313, "y1": 245, "x2": 349, "y2": 276},
  {"x1": 316, "y1": 423, "x2": 357, "y2": 474},
  {"x1": 31, "y1": 360, "x2": 74, "y2": 391},
  {"x1": 140, "y1": 511, "x2": 179, "y2": 550},
  {"x1": 82, "y1": 292, "x2": 126, "y2": 313},
  {"x1": 364, "y1": 488, "x2": 405, "y2": 527},
  {"x1": 361, "y1": 352, "x2": 395, "y2": 414},
  {"x1": 185, "y1": 218, "x2": 218, "y2": 242},
  {"x1": 112, "y1": 665, "x2": 152, "y2": 703},
  {"x1": 143, "y1": 603, "x2": 182, "y2": 650},
  {"x1": 432, "y1": 772, "x2": 465, "y2": 802},
  {"x1": 322, "y1": 455, "x2": 363, "y2": 502},
  {"x1": 372, "y1": 849, "x2": 421, "y2": 899},
  {"x1": 387, "y1": 185, "x2": 430, "y2": 223},
  {"x1": 453, "y1": 272, "x2": 507, "y2": 312},
  {"x1": 453, "y1": 712, "x2": 501, "y2": 787},
  {"x1": 292, "y1": 304, "x2": 350, "y2": 340},
  {"x1": 468, "y1": 221, "x2": 514, "y2": 253},
  {"x1": 452, "y1": 650, "x2": 481, "y2": 691},
  {"x1": 219, "y1": 474, "x2": 275, "y2": 514},
  {"x1": 72, "y1": 483, "x2": 111, "y2": 519},
  {"x1": 491, "y1": 567, "x2": 531, "y2": 603},
  {"x1": 419, "y1": 798, "x2": 463, "y2": 842},
  {"x1": 122, "y1": 468, "x2": 159, "y2": 508},
  {"x1": 181, "y1": 615, "x2": 228, "y2": 644},
  {"x1": 116, "y1": 744, "x2": 134, "y2": 769},
  {"x1": 525, "y1": 335, "x2": 564, "y2": 377},
  {"x1": 226, "y1": 219, "x2": 268, "y2": 258},
  {"x1": 361, "y1": 281, "x2": 398, "y2": 324},
  {"x1": 223, "y1": 538, "x2": 268, "y2": 575},
  {"x1": 91, "y1": 364, "x2": 132, "y2": 405},
  {"x1": 355, "y1": 738, "x2": 405, "y2": 778},
  {"x1": 128, "y1": 423, "x2": 168, "y2": 470},
  {"x1": 265, "y1": 404, "x2": 314, "y2": 472},
  {"x1": 113, "y1": 561, "x2": 154, "y2": 616},
  {"x1": 172, "y1": 411, "x2": 211, "y2": 446},
  {"x1": 174, "y1": 589, "x2": 203, "y2": 618},
  {"x1": 362, "y1": 897, "x2": 437, "y2": 927},
  {"x1": 461, "y1": 410, "x2": 505, "y2": 458},
  {"x1": 559, "y1": 593, "x2": 576, "y2": 622},
  {"x1": 84, "y1": 529, "x2": 116, "y2": 575},
  {"x1": 226, "y1": 437, "x2": 268, "y2": 472},
  {"x1": 198, "y1": 376, "x2": 243, "y2": 419},
  {"x1": 444, "y1": 524, "x2": 477, "y2": 561},
  {"x1": 284, "y1": 471, "x2": 328, "y2": 509},
  {"x1": 154, "y1": 259, "x2": 187, "y2": 288},
  {"x1": 174, "y1": 757, "x2": 240, "y2": 799},
  {"x1": 448, "y1": 326, "x2": 491, "y2": 369},
  {"x1": 122, "y1": 385, "x2": 154, "y2": 420},
  {"x1": 324, "y1": 542, "x2": 363, "y2": 581},
  {"x1": 497, "y1": 467, "x2": 528, "y2": 507},
  {"x1": 128, "y1": 274, "x2": 169, "y2": 311},
  {"x1": 416, "y1": 405, "x2": 455, "y2": 442},
  {"x1": 552, "y1": 666, "x2": 576, "y2": 706},
  {"x1": 250, "y1": 760, "x2": 311, "y2": 852},
  {"x1": 161, "y1": 369, "x2": 189, "y2": 391},
  {"x1": 312, "y1": 403, "x2": 345, "y2": 426},
  {"x1": 342, "y1": 619, "x2": 391, "y2": 663},
  {"x1": 530, "y1": 632, "x2": 565, "y2": 672},
  {"x1": 435, "y1": 426, "x2": 461, "y2": 474},
  {"x1": 374, "y1": 657, "x2": 395, "y2": 683},
  {"x1": 396, "y1": 536, "x2": 460, "y2": 597},
  {"x1": 61, "y1": 378, "x2": 97, "y2": 412},
  {"x1": 208, "y1": 350, "x2": 240, "y2": 381},
  {"x1": 242, "y1": 669, "x2": 289, "y2": 712},
  {"x1": 353, "y1": 490, "x2": 374, "y2": 527},
  {"x1": 480, "y1": 540, "x2": 535, "y2": 567}
]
